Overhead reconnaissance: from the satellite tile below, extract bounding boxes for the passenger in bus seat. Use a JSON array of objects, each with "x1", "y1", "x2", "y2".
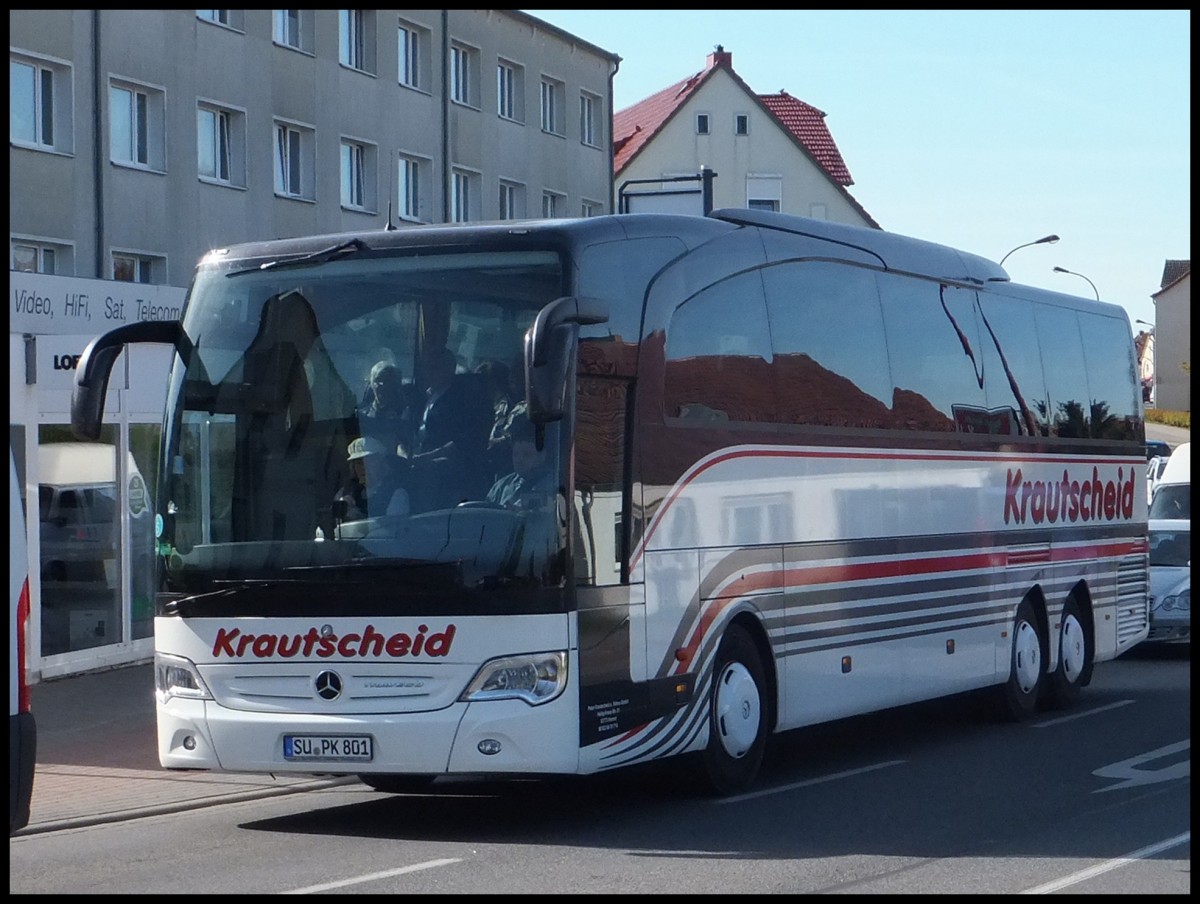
[
  {"x1": 361, "y1": 360, "x2": 419, "y2": 456},
  {"x1": 402, "y1": 347, "x2": 492, "y2": 507},
  {"x1": 334, "y1": 435, "x2": 410, "y2": 522}
]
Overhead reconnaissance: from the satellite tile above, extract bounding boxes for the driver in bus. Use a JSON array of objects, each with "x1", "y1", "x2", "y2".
[
  {"x1": 486, "y1": 418, "x2": 555, "y2": 511},
  {"x1": 335, "y1": 435, "x2": 410, "y2": 522}
]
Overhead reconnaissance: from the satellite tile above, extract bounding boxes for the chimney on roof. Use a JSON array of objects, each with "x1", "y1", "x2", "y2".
[{"x1": 707, "y1": 45, "x2": 732, "y2": 69}]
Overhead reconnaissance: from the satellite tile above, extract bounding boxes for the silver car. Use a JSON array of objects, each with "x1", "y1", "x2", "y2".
[{"x1": 1145, "y1": 519, "x2": 1190, "y2": 645}]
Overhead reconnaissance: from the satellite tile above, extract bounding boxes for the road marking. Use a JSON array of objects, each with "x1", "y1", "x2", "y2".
[
  {"x1": 1032, "y1": 699, "x2": 1135, "y2": 727},
  {"x1": 1019, "y1": 832, "x2": 1190, "y2": 894},
  {"x1": 715, "y1": 759, "x2": 907, "y2": 804},
  {"x1": 1092, "y1": 739, "x2": 1190, "y2": 792},
  {"x1": 282, "y1": 858, "x2": 462, "y2": 894}
]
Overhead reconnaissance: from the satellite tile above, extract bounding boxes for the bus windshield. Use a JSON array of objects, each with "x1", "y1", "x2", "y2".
[{"x1": 157, "y1": 247, "x2": 569, "y2": 616}]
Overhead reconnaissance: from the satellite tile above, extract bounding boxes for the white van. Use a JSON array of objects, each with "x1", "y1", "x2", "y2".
[
  {"x1": 10, "y1": 447, "x2": 36, "y2": 834},
  {"x1": 1149, "y1": 441, "x2": 1190, "y2": 520}
]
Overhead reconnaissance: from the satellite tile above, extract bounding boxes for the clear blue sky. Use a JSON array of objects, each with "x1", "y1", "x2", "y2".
[{"x1": 524, "y1": 9, "x2": 1189, "y2": 333}]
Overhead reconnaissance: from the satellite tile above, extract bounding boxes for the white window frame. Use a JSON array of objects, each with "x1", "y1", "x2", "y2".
[
  {"x1": 11, "y1": 236, "x2": 74, "y2": 275},
  {"x1": 542, "y1": 190, "x2": 564, "y2": 219},
  {"x1": 498, "y1": 180, "x2": 524, "y2": 220},
  {"x1": 579, "y1": 90, "x2": 600, "y2": 147},
  {"x1": 273, "y1": 119, "x2": 315, "y2": 200},
  {"x1": 273, "y1": 9, "x2": 312, "y2": 53},
  {"x1": 109, "y1": 78, "x2": 165, "y2": 171},
  {"x1": 746, "y1": 174, "x2": 782, "y2": 213},
  {"x1": 450, "y1": 42, "x2": 479, "y2": 107},
  {"x1": 581, "y1": 199, "x2": 600, "y2": 218},
  {"x1": 451, "y1": 167, "x2": 480, "y2": 223},
  {"x1": 196, "y1": 10, "x2": 244, "y2": 31},
  {"x1": 497, "y1": 59, "x2": 524, "y2": 122},
  {"x1": 397, "y1": 152, "x2": 429, "y2": 222},
  {"x1": 695, "y1": 113, "x2": 710, "y2": 135},
  {"x1": 197, "y1": 101, "x2": 245, "y2": 187},
  {"x1": 340, "y1": 137, "x2": 377, "y2": 212},
  {"x1": 735, "y1": 113, "x2": 750, "y2": 136},
  {"x1": 11, "y1": 52, "x2": 73, "y2": 153},
  {"x1": 540, "y1": 76, "x2": 564, "y2": 135},
  {"x1": 397, "y1": 18, "x2": 429, "y2": 90},
  {"x1": 111, "y1": 250, "x2": 164, "y2": 284},
  {"x1": 339, "y1": 9, "x2": 375, "y2": 74}
]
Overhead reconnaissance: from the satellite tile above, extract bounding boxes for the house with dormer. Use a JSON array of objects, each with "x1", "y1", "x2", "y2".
[{"x1": 613, "y1": 46, "x2": 877, "y2": 227}]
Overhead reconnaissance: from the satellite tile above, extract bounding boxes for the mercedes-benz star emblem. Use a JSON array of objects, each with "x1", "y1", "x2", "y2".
[{"x1": 314, "y1": 670, "x2": 343, "y2": 701}]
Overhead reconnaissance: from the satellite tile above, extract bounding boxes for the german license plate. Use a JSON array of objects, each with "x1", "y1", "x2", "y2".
[{"x1": 283, "y1": 734, "x2": 373, "y2": 762}]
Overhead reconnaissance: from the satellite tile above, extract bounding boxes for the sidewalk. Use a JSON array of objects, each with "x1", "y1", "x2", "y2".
[{"x1": 15, "y1": 662, "x2": 356, "y2": 837}]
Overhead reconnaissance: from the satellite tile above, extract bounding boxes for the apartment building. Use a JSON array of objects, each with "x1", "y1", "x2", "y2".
[{"x1": 10, "y1": 9, "x2": 619, "y2": 287}]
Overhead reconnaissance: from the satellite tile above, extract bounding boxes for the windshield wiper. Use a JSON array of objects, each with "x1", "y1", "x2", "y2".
[{"x1": 226, "y1": 238, "x2": 369, "y2": 278}]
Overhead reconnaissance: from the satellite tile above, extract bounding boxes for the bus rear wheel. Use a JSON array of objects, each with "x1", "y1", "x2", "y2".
[
  {"x1": 997, "y1": 597, "x2": 1046, "y2": 721},
  {"x1": 358, "y1": 774, "x2": 436, "y2": 794},
  {"x1": 701, "y1": 624, "x2": 767, "y2": 796},
  {"x1": 1043, "y1": 596, "x2": 1090, "y2": 710}
]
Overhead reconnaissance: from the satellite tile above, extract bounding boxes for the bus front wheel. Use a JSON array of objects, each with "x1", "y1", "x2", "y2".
[
  {"x1": 701, "y1": 623, "x2": 767, "y2": 795},
  {"x1": 997, "y1": 597, "x2": 1046, "y2": 721}
]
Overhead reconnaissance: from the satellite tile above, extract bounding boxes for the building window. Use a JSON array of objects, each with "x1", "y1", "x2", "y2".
[
  {"x1": 581, "y1": 200, "x2": 600, "y2": 218},
  {"x1": 497, "y1": 59, "x2": 524, "y2": 121},
  {"x1": 542, "y1": 191, "x2": 563, "y2": 219},
  {"x1": 339, "y1": 9, "x2": 375, "y2": 73},
  {"x1": 196, "y1": 10, "x2": 244, "y2": 30},
  {"x1": 452, "y1": 169, "x2": 479, "y2": 223},
  {"x1": 273, "y1": 10, "x2": 311, "y2": 52},
  {"x1": 450, "y1": 42, "x2": 478, "y2": 106},
  {"x1": 397, "y1": 19, "x2": 430, "y2": 90},
  {"x1": 540, "y1": 77, "x2": 564, "y2": 134},
  {"x1": 498, "y1": 180, "x2": 523, "y2": 220},
  {"x1": 580, "y1": 91, "x2": 600, "y2": 146},
  {"x1": 735, "y1": 113, "x2": 749, "y2": 136},
  {"x1": 746, "y1": 175, "x2": 781, "y2": 212},
  {"x1": 112, "y1": 252, "x2": 161, "y2": 284},
  {"x1": 397, "y1": 153, "x2": 428, "y2": 221},
  {"x1": 110, "y1": 79, "x2": 164, "y2": 170},
  {"x1": 12, "y1": 239, "x2": 72, "y2": 275},
  {"x1": 11, "y1": 54, "x2": 72, "y2": 152},
  {"x1": 696, "y1": 113, "x2": 710, "y2": 135},
  {"x1": 273, "y1": 120, "x2": 314, "y2": 199},
  {"x1": 197, "y1": 103, "x2": 245, "y2": 186},
  {"x1": 340, "y1": 139, "x2": 376, "y2": 211}
]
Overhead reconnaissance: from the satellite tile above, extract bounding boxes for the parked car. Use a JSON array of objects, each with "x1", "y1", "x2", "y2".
[
  {"x1": 1145, "y1": 442, "x2": 1189, "y2": 646},
  {"x1": 1145, "y1": 439, "x2": 1172, "y2": 461},
  {"x1": 1146, "y1": 520, "x2": 1190, "y2": 645},
  {"x1": 1147, "y1": 456, "x2": 1170, "y2": 501}
]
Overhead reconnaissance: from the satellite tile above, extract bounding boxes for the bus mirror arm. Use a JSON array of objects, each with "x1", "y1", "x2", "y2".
[
  {"x1": 524, "y1": 296, "x2": 608, "y2": 424},
  {"x1": 71, "y1": 321, "x2": 191, "y2": 441}
]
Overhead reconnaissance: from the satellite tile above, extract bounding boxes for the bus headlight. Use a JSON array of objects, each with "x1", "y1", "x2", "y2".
[
  {"x1": 460, "y1": 652, "x2": 567, "y2": 706},
  {"x1": 155, "y1": 653, "x2": 213, "y2": 702}
]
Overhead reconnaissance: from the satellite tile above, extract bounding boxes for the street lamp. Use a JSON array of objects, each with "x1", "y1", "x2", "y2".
[
  {"x1": 1053, "y1": 266, "x2": 1099, "y2": 301},
  {"x1": 1135, "y1": 318, "x2": 1155, "y2": 331},
  {"x1": 998, "y1": 234, "x2": 1059, "y2": 267}
]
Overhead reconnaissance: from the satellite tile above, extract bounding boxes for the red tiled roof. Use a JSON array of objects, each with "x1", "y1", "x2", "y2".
[{"x1": 758, "y1": 91, "x2": 853, "y2": 186}]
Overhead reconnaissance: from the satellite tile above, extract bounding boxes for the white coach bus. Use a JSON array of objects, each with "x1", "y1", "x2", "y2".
[{"x1": 71, "y1": 209, "x2": 1149, "y2": 795}]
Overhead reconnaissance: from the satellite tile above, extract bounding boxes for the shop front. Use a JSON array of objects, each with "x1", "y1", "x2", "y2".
[{"x1": 10, "y1": 271, "x2": 185, "y2": 681}]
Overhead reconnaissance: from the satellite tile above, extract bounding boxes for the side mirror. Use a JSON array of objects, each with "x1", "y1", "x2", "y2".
[
  {"x1": 73, "y1": 321, "x2": 190, "y2": 440},
  {"x1": 523, "y1": 296, "x2": 607, "y2": 424}
]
